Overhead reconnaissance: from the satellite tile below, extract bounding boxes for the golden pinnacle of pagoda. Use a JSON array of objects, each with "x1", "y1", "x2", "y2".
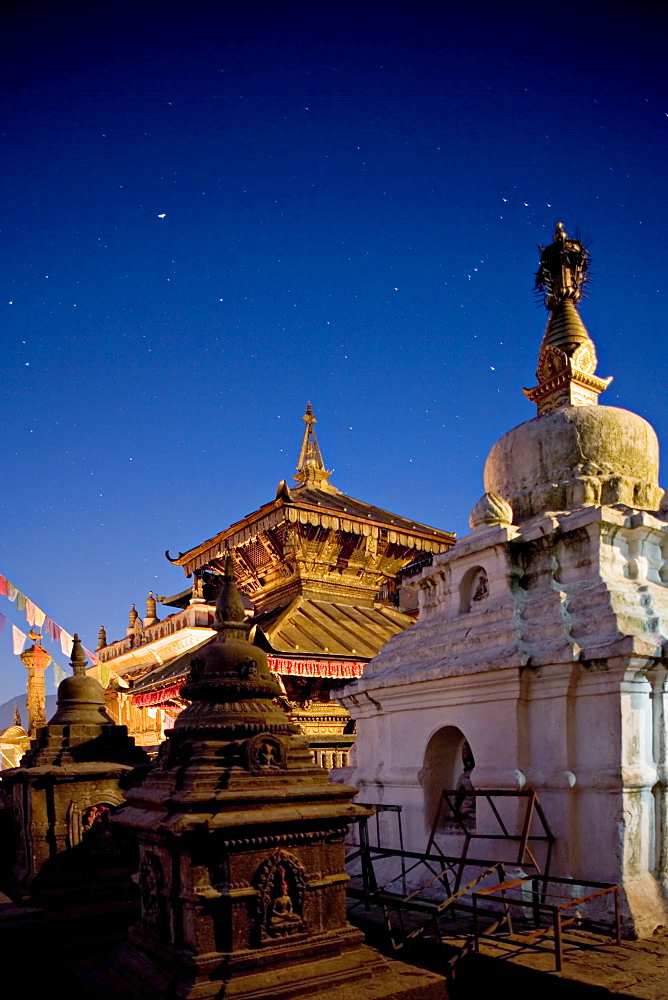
[
  {"x1": 524, "y1": 222, "x2": 612, "y2": 416},
  {"x1": 293, "y1": 402, "x2": 335, "y2": 490},
  {"x1": 126, "y1": 603, "x2": 138, "y2": 636},
  {"x1": 144, "y1": 591, "x2": 159, "y2": 627}
]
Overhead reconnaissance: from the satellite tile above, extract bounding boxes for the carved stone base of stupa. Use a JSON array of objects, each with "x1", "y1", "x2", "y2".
[{"x1": 111, "y1": 931, "x2": 445, "y2": 1000}]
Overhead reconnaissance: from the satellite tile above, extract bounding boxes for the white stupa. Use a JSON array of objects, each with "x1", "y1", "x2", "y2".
[{"x1": 338, "y1": 224, "x2": 668, "y2": 936}]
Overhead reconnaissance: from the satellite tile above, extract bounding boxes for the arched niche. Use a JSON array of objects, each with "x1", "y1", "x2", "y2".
[
  {"x1": 459, "y1": 565, "x2": 489, "y2": 613},
  {"x1": 421, "y1": 725, "x2": 475, "y2": 832}
]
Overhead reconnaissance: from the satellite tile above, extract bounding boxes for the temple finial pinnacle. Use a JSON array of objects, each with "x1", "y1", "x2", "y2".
[
  {"x1": 294, "y1": 402, "x2": 335, "y2": 490},
  {"x1": 214, "y1": 553, "x2": 249, "y2": 636},
  {"x1": 70, "y1": 633, "x2": 88, "y2": 677},
  {"x1": 525, "y1": 222, "x2": 611, "y2": 415}
]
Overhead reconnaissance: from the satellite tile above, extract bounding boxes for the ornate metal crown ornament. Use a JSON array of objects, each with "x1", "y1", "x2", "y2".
[{"x1": 524, "y1": 222, "x2": 611, "y2": 416}]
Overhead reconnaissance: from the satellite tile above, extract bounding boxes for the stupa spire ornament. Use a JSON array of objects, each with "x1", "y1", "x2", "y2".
[
  {"x1": 144, "y1": 591, "x2": 159, "y2": 627},
  {"x1": 293, "y1": 402, "x2": 335, "y2": 490},
  {"x1": 524, "y1": 222, "x2": 612, "y2": 416}
]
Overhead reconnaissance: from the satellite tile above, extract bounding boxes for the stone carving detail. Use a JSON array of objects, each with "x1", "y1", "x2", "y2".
[
  {"x1": 245, "y1": 732, "x2": 286, "y2": 772},
  {"x1": 139, "y1": 852, "x2": 165, "y2": 929},
  {"x1": 460, "y1": 565, "x2": 489, "y2": 613},
  {"x1": 253, "y1": 850, "x2": 307, "y2": 944},
  {"x1": 471, "y1": 570, "x2": 489, "y2": 603},
  {"x1": 67, "y1": 793, "x2": 124, "y2": 848},
  {"x1": 469, "y1": 491, "x2": 513, "y2": 530}
]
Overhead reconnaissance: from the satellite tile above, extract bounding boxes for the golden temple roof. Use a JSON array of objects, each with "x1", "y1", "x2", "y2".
[
  {"x1": 129, "y1": 598, "x2": 413, "y2": 699},
  {"x1": 254, "y1": 597, "x2": 414, "y2": 658}
]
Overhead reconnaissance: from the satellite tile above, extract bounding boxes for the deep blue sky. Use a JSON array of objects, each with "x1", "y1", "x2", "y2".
[{"x1": 1, "y1": 1, "x2": 667, "y2": 704}]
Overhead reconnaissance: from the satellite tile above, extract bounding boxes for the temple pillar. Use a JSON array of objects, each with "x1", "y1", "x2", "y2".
[{"x1": 20, "y1": 630, "x2": 51, "y2": 737}]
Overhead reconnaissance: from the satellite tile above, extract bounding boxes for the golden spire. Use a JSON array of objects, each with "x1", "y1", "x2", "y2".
[
  {"x1": 524, "y1": 222, "x2": 612, "y2": 416},
  {"x1": 293, "y1": 402, "x2": 336, "y2": 490},
  {"x1": 144, "y1": 591, "x2": 159, "y2": 627},
  {"x1": 126, "y1": 603, "x2": 138, "y2": 637}
]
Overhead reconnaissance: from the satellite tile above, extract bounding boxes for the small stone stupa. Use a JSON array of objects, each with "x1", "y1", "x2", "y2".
[
  {"x1": 339, "y1": 224, "x2": 668, "y2": 937},
  {"x1": 113, "y1": 556, "x2": 443, "y2": 1000},
  {"x1": 1, "y1": 633, "x2": 149, "y2": 906}
]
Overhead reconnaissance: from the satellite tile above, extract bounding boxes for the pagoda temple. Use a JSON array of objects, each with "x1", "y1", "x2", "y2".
[{"x1": 94, "y1": 406, "x2": 455, "y2": 762}]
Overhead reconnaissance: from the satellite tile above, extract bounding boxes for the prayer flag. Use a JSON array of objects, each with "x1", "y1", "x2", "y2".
[
  {"x1": 100, "y1": 663, "x2": 111, "y2": 687},
  {"x1": 33, "y1": 606, "x2": 46, "y2": 627},
  {"x1": 60, "y1": 630, "x2": 74, "y2": 658},
  {"x1": 16, "y1": 592, "x2": 26, "y2": 612},
  {"x1": 0, "y1": 611, "x2": 6, "y2": 634},
  {"x1": 25, "y1": 599, "x2": 37, "y2": 626},
  {"x1": 7, "y1": 583, "x2": 17, "y2": 602},
  {"x1": 44, "y1": 617, "x2": 61, "y2": 642},
  {"x1": 53, "y1": 661, "x2": 68, "y2": 690},
  {"x1": 12, "y1": 625, "x2": 27, "y2": 655},
  {"x1": 0, "y1": 576, "x2": 7, "y2": 596}
]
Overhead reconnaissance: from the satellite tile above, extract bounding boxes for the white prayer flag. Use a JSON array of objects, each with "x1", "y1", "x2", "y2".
[
  {"x1": 60, "y1": 630, "x2": 74, "y2": 658},
  {"x1": 12, "y1": 625, "x2": 27, "y2": 655}
]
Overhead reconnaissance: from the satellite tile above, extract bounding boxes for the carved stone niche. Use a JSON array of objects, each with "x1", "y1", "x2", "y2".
[
  {"x1": 67, "y1": 792, "x2": 125, "y2": 850},
  {"x1": 459, "y1": 565, "x2": 489, "y2": 613},
  {"x1": 253, "y1": 850, "x2": 308, "y2": 946},
  {"x1": 244, "y1": 732, "x2": 287, "y2": 773}
]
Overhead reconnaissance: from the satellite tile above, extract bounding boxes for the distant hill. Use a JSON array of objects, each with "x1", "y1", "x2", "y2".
[{"x1": 0, "y1": 695, "x2": 57, "y2": 730}]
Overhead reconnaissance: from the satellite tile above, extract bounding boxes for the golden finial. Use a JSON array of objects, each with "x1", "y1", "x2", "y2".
[
  {"x1": 293, "y1": 402, "x2": 335, "y2": 490},
  {"x1": 144, "y1": 591, "x2": 159, "y2": 627},
  {"x1": 525, "y1": 222, "x2": 611, "y2": 416}
]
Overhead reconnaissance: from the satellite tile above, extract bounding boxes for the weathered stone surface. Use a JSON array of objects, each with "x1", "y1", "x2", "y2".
[
  {"x1": 338, "y1": 498, "x2": 668, "y2": 938},
  {"x1": 484, "y1": 405, "x2": 663, "y2": 521}
]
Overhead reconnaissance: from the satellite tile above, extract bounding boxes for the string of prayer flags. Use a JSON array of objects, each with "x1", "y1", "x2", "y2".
[{"x1": 0, "y1": 571, "x2": 96, "y2": 665}]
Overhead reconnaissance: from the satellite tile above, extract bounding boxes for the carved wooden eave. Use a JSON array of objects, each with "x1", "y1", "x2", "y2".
[
  {"x1": 170, "y1": 497, "x2": 452, "y2": 573},
  {"x1": 167, "y1": 492, "x2": 454, "y2": 613}
]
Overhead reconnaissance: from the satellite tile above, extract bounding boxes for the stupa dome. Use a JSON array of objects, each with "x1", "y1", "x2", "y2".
[{"x1": 484, "y1": 404, "x2": 663, "y2": 521}]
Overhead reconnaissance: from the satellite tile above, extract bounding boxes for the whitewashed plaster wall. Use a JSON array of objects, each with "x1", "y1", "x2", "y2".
[{"x1": 336, "y1": 506, "x2": 668, "y2": 936}]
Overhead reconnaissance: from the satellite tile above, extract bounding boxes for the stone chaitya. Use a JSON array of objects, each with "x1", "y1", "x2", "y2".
[
  {"x1": 0, "y1": 634, "x2": 149, "y2": 909},
  {"x1": 338, "y1": 223, "x2": 668, "y2": 937},
  {"x1": 113, "y1": 555, "x2": 442, "y2": 999}
]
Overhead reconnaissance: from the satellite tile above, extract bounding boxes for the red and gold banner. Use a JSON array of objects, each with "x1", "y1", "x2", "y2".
[{"x1": 130, "y1": 656, "x2": 366, "y2": 707}]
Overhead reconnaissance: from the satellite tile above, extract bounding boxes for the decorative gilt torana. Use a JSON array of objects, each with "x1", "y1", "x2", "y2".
[{"x1": 524, "y1": 222, "x2": 612, "y2": 415}]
